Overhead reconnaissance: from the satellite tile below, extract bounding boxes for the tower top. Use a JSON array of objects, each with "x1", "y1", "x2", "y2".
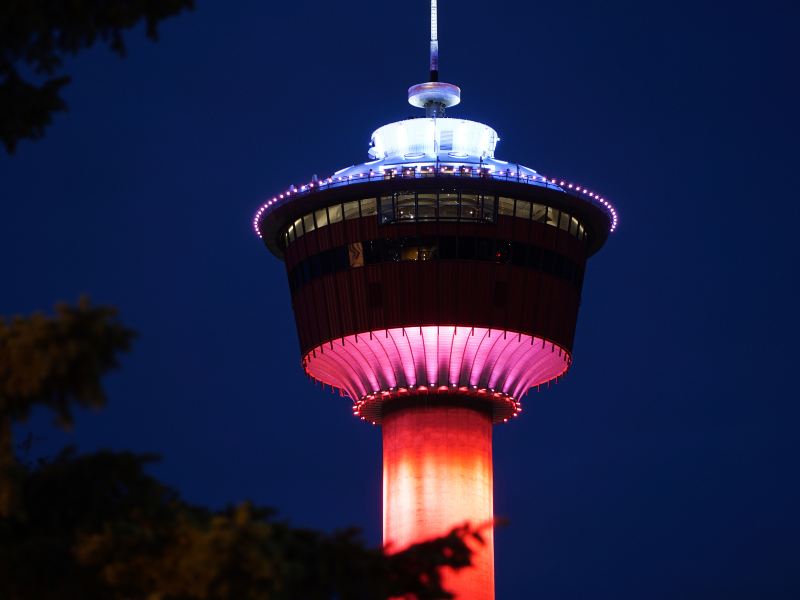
[{"x1": 408, "y1": 0, "x2": 461, "y2": 117}]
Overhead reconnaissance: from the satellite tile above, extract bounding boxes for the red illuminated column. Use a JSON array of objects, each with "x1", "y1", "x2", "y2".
[{"x1": 383, "y1": 403, "x2": 494, "y2": 600}]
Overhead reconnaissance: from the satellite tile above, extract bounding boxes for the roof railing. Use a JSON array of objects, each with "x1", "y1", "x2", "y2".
[{"x1": 254, "y1": 165, "x2": 618, "y2": 236}]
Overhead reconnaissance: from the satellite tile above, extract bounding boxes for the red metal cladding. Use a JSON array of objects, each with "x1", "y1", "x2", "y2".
[
  {"x1": 383, "y1": 405, "x2": 495, "y2": 600},
  {"x1": 303, "y1": 326, "x2": 570, "y2": 407},
  {"x1": 292, "y1": 262, "x2": 581, "y2": 357}
]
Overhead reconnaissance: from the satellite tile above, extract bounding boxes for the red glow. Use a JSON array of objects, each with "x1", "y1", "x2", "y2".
[
  {"x1": 303, "y1": 326, "x2": 570, "y2": 406},
  {"x1": 384, "y1": 406, "x2": 494, "y2": 599}
]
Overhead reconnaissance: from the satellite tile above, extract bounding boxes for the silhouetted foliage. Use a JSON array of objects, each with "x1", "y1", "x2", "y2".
[
  {"x1": 0, "y1": 298, "x2": 135, "y2": 515},
  {"x1": 0, "y1": 300, "x2": 482, "y2": 597},
  {"x1": 0, "y1": 0, "x2": 194, "y2": 152},
  {"x1": 0, "y1": 449, "x2": 482, "y2": 599}
]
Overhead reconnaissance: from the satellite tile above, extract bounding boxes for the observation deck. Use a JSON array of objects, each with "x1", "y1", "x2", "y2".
[
  {"x1": 254, "y1": 117, "x2": 618, "y2": 258},
  {"x1": 253, "y1": 113, "x2": 618, "y2": 417}
]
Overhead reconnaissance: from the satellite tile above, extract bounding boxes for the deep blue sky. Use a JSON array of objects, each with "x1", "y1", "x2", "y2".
[{"x1": 2, "y1": 0, "x2": 799, "y2": 597}]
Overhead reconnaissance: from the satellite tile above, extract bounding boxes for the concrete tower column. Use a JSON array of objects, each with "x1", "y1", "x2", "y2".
[{"x1": 383, "y1": 403, "x2": 494, "y2": 600}]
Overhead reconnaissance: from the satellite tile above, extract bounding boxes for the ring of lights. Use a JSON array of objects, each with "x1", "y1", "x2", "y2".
[{"x1": 254, "y1": 169, "x2": 618, "y2": 240}]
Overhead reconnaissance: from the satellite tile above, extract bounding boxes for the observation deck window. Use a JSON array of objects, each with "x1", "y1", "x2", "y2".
[
  {"x1": 546, "y1": 207, "x2": 559, "y2": 227},
  {"x1": 559, "y1": 211, "x2": 571, "y2": 232},
  {"x1": 344, "y1": 200, "x2": 361, "y2": 220},
  {"x1": 499, "y1": 197, "x2": 515, "y2": 216},
  {"x1": 303, "y1": 213, "x2": 315, "y2": 234},
  {"x1": 328, "y1": 204, "x2": 343, "y2": 224},
  {"x1": 481, "y1": 196, "x2": 496, "y2": 221},
  {"x1": 379, "y1": 196, "x2": 394, "y2": 224},
  {"x1": 418, "y1": 193, "x2": 437, "y2": 220},
  {"x1": 396, "y1": 193, "x2": 416, "y2": 221},
  {"x1": 315, "y1": 208, "x2": 328, "y2": 229},
  {"x1": 515, "y1": 199, "x2": 532, "y2": 219},
  {"x1": 279, "y1": 194, "x2": 589, "y2": 250},
  {"x1": 361, "y1": 197, "x2": 377, "y2": 216},
  {"x1": 460, "y1": 194, "x2": 480, "y2": 220},
  {"x1": 439, "y1": 193, "x2": 459, "y2": 220}
]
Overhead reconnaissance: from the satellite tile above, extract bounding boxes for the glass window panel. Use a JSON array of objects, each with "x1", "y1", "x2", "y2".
[
  {"x1": 294, "y1": 218, "x2": 303, "y2": 237},
  {"x1": 578, "y1": 224, "x2": 585, "y2": 240},
  {"x1": 360, "y1": 198, "x2": 377, "y2": 216},
  {"x1": 384, "y1": 239, "x2": 401, "y2": 262},
  {"x1": 460, "y1": 193, "x2": 479, "y2": 220},
  {"x1": 515, "y1": 200, "x2": 531, "y2": 219},
  {"x1": 417, "y1": 244, "x2": 437, "y2": 261},
  {"x1": 400, "y1": 246, "x2": 419, "y2": 261},
  {"x1": 328, "y1": 204, "x2": 343, "y2": 223},
  {"x1": 439, "y1": 193, "x2": 459, "y2": 220},
  {"x1": 417, "y1": 193, "x2": 437, "y2": 220},
  {"x1": 344, "y1": 200, "x2": 360, "y2": 220},
  {"x1": 558, "y1": 212, "x2": 569, "y2": 231},
  {"x1": 498, "y1": 197, "x2": 515, "y2": 216},
  {"x1": 546, "y1": 207, "x2": 559, "y2": 227},
  {"x1": 288, "y1": 225, "x2": 296, "y2": 242},
  {"x1": 396, "y1": 192, "x2": 416, "y2": 221},
  {"x1": 532, "y1": 203, "x2": 547, "y2": 223},
  {"x1": 315, "y1": 208, "x2": 328, "y2": 229},
  {"x1": 559, "y1": 211, "x2": 571, "y2": 231},
  {"x1": 303, "y1": 213, "x2": 315, "y2": 233},
  {"x1": 481, "y1": 195, "x2": 496, "y2": 222},
  {"x1": 570, "y1": 217, "x2": 579, "y2": 236},
  {"x1": 379, "y1": 196, "x2": 394, "y2": 224}
]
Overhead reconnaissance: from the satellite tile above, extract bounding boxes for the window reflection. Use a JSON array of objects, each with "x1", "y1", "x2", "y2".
[
  {"x1": 344, "y1": 200, "x2": 360, "y2": 220},
  {"x1": 439, "y1": 193, "x2": 459, "y2": 220},
  {"x1": 396, "y1": 192, "x2": 415, "y2": 221},
  {"x1": 315, "y1": 208, "x2": 328, "y2": 229},
  {"x1": 532, "y1": 203, "x2": 547, "y2": 223},
  {"x1": 328, "y1": 204, "x2": 343, "y2": 223},
  {"x1": 361, "y1": 197, "x2": 377, "y2": 216},
  {"x1": 515, "y1": 200, "x2": 531, "y2": 219},
  {"x1": 546, "y1": 207, "x2": 559, "y2": 227},
  {"x1": 499, "y1": 197, "x2": 515, "y2": 216},
  {"x1": 418, "y1": 193, "x2": 437, "y2": 220}
]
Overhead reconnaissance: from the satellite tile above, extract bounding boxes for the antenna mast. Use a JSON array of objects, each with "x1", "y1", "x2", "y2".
[
  {"x1": 408, "y1": 0, "x2": 461, "y2": 117},
  {"x1": 430, "y1": 0, "x2": 439, "y2": 81}
]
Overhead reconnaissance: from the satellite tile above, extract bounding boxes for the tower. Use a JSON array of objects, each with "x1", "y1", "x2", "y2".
[{"x1": 253, "y1": 3, "x2": 617, "y2": 597}]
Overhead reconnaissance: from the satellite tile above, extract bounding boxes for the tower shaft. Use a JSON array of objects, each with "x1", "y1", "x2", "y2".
[{"x1": 383, "y1": 403, "x2": 495, "y2": 600}]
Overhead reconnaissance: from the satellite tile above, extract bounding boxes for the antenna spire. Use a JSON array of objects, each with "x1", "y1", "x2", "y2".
[
  {"x1": 408, "y1": 0, "x2": 461, "y2": 117},
  {"x1": 430, "y1": 0, "x2": 439, "y2": 81}
]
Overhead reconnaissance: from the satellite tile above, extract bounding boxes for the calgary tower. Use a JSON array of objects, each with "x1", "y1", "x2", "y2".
[{"x1": 253, "y1": 2, "x2": 617, "y2": 597}]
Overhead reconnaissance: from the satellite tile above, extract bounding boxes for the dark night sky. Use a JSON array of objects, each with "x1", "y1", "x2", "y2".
[{"x1": 2, "y1": 0, "x2": 799, "y2": 597}]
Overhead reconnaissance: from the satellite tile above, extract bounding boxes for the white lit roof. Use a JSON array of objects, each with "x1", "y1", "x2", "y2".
[{"x1": 333, "y1": 117, "x2": 542, "y2": 180}]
